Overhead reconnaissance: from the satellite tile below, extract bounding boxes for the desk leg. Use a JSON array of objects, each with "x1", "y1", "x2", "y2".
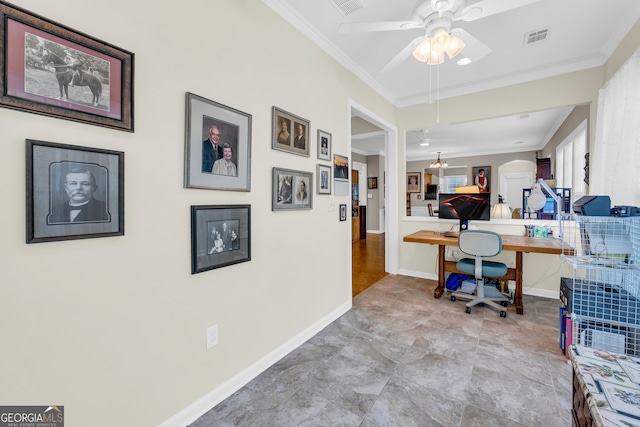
[
  {"x1": 434, "y1": 244, "x2": 445, "y2": 299},
  {"x1": 515, "y1": 251, "x2": 523, "y2": 315}
]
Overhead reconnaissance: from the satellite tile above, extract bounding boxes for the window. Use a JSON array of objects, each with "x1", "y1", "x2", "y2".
[
  {"x1": 556, "y1": 120, "x2": 587, "y2": 197},
  {"x1": 443, "y1": 175, "x2": 467, "y2": 193}
]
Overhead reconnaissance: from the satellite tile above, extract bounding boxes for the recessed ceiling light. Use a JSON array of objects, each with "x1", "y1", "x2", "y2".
[{"x1": 457, "y1": 57, "x2": 471, "y2": 65}]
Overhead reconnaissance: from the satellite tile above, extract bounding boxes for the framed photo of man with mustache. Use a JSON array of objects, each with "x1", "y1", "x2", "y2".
[{"x1": 26, "y1": 139, "x2": 124, "y2": 243}]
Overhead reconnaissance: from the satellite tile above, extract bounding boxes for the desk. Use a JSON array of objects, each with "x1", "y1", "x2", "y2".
[{"x1": 403, "y1": 230, "x2": 573, "y2": 314}]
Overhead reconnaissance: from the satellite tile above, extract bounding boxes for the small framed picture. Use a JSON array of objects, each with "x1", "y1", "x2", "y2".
[
  {"x1": 368, "y1": 177, "x2": 378, "y2": 189},
  {"x1": 26, "y1": 139, "x2": 124, "y2": 243},
  {"x1": 317, "y1": 129, "x2": 331, "y2": 161},
  {"x1": 0, "y1": 2, "x2": 134, "y2": 131},
  {"x1": 317, "y1": 164, "x2": 331, "y2": 195},
  {"x1": 191, "y1": 205, "x2": 251, "y2": 274},
  {"x1": 272, "y1": 167, "x2": 313, "y2": 211},
  {"x1": 184, "y1": 92, "x2": 251, "y2": 191},
  {"x1": 407, "y1": 172, "x2": 421, "y2": 193},
  {"x1": 339, "y1": 204, "x2": 347, "y2": 221},
  {"x1": 333, "y1": 154, "x2": 349, "y2": 182},
  {"x1": 472, "y1": 166, "x2": 491, "y2": 193},
  {"x1": 272, "y1": 106, "x2": 310, "y2": 157}
]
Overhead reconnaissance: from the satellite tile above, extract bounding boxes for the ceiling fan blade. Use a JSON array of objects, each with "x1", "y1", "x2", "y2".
[
  {"x1": 339, "y1": 21, "x2": 424, "y2": 33},
  {"x1": 459, "y1": 0, "x2": 540, "y2": 22},
  {"x1": 380, "y1": 36, "x2": 425, "y2": 73},
  {"x1": 451, "y1": 28, "x2": 491, "y2": 62}
]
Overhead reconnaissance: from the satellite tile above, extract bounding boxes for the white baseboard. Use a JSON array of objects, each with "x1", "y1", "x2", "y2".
[
  {"x1": 398, "y1": 269, "x2": 438, "y2": 281},
  {"x1": 366, "y1": 229, "x2": 384, "y2": 234},
  {"x1": 158, "y1": 300, "x2": 352, "y2": 427}
]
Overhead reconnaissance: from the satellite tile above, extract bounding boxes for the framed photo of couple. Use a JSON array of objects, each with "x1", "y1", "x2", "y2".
[
  {"x1": 184, "y1": 92, "x2": 252, "y2": 191},
  {"x1": 272, "y1": 167, "x2": 313, "y2": 211},
  {"x1": 0, "y1": 1, "x2": 134, "y2": 131},
  {"x1": 272, "y1": 106, "x2": 310, "y2": 157},
  {"x1": 26, "y1": 139, "x2": 125, "y2": 243},
  {"x1": 191, "y1": 205, "x2": 251, "y2": 274}
]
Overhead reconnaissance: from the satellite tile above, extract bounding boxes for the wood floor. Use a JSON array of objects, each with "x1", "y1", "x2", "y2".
[{"x1": 352, "y1": 233, "x2": 387, "y2": 297}]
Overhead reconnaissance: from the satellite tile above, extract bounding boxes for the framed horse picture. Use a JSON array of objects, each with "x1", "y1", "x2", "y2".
[{"x1": 0, "y1": 1, "x2": 134, "y2": 131}]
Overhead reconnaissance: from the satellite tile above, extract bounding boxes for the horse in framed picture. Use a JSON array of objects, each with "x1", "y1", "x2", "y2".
[
  {"x1": 71, "y1": 64, "x2": 102, "y2": 107},
  {"x1": 41, "y1": 49, "x2": 73, "y2": 101}
]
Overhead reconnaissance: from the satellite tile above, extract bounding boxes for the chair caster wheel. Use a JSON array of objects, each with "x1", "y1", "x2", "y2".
[
  {"x1": 500, "y1": 311, "x2": 507, "y2": 318},
  {"x1": 501, "y1": 301, "x2": 508, "y2": 307},
  {"x1": 450, "y1": 295, "x2": 456, "y2": 302},
  {"x1": 465, "y1": 307, "x2": 471, "y2": 314}
]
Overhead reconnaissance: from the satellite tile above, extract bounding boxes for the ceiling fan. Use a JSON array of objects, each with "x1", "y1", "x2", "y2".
[
  {"x1": 407, "y1": 129, "x2": 455, "y2": 147},
  {"x1": 339, "y1": 0, "x2": 540, "y2": 71}
]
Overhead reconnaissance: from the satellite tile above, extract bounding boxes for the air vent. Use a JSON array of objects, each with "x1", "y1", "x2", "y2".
[
  {"x1": 517, "y1": 113, "x2": 530, "y2": 120},
  {"x1": 523, "y1": 28, "x2": 548, "y2": 47},
  {"x1": 331, "y1": 0, "x2": 364, "y2": 16}
]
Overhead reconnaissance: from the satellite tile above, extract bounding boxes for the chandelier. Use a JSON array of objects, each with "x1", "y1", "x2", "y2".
[{"x1": 430, "y1": 152, "x2": 448, "y2": 168}]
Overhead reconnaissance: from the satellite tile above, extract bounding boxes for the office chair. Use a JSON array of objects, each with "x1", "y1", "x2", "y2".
[{"x1": 450, "y1": 230, "x2": 509, "y2": 317}]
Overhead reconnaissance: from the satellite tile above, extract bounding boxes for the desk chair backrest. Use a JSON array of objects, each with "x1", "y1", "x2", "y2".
[{"x1": 458, "y1": 230, "x2": 502, "y2": 258}]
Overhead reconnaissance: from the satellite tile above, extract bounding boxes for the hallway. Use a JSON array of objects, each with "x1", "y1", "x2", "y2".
[{"x1": 352, "y1": 233, "x2": 387, "y2": 297}]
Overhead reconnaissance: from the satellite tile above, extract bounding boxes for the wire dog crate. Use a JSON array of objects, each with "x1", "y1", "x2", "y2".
[{"x1": 562, "y1": 215, "x2": 640, "y2": 355}]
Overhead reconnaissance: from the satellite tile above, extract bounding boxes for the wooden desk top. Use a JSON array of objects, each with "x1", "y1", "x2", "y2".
[{"x1": 403, "y1": 230, "x2": 574, "y2": 255}]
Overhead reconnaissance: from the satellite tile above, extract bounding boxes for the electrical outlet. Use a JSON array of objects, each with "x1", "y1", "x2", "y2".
[{"x1": 206, "y1": 324, "x2": 219, "y2": 349}]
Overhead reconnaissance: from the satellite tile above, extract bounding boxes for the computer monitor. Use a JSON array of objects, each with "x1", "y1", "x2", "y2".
[{"x1": 438, "y1": 193, "x2": 491, "y2": 233}]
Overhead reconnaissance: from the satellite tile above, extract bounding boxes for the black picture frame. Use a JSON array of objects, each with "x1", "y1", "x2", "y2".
[
  {"x1": 339, "y1": 204, "x2": 347, "y2": 221},
  {"x1": 272, "y1": 167, "x2": 313, "y2": 211},
  {"x1": 272, "y1": 106, "x2": 310, "y2": 157},
  {"x1": 26, "y1": 139, "x2": 124, "y2": 243},
  {"x1": 191, "y1": 205, "x2": 251, "y2": 274},
  {"x1": 0, "y1": 1, "x2": 134, "y2": 131},
  {"x1": 368, "y1": 177, "x2": 378, "y2": 189},
  {"x1": 184, "y1": 92, "x2": 252, "y2": 191}
]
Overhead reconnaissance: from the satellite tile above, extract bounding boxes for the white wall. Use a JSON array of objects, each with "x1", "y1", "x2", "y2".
[{"x1": 0, "y1": 1, "x2": 396, "y2": 426}]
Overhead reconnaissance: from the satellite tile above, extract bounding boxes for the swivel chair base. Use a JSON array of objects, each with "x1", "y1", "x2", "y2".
[{"x1": 451, "y1": 281, "x2": 508, "y2": 317}]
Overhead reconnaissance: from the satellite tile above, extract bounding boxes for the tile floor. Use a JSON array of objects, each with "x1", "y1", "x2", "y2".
[{"x1": 191, "y1": 275, "x2": 572, "y2": 427}]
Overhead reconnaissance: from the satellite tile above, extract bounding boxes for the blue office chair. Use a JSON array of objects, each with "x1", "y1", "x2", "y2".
[{"x1": 450, "y1": 230, "x2": 509, "y2": 317}]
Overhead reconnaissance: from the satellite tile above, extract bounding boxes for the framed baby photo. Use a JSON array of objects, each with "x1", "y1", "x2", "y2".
[
  {"x1": 272, "y1": 167, "x2": 313, "y2": 211},
  {"x1": 317, "y1": 129, "x2": 331, "y2": 161},
  {"x1": 272, "y1": 106, "x2": 310, "y2": 157},
  {"x1": 0, "y1": 1, "x2": 134, "y2": 131},
  {"x1": 184, "y1": 92, "x2": 252, "y2": 191},
  {"x1": 317, "y1": 164, "x2": 331, "y2": 195},
  {"x1": 26, "y1": 139, "x2": 124, "y2": 243},
  {"x1": 191, "y1": 204, "x2": 251, "y2": 274}
]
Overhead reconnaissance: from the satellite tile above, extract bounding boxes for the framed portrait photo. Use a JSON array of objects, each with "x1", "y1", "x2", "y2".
[
  {"x1": 317, "y1": 129, "x2": 331, "y2": 161},
  {"x1": 272, "y1": 167, "x2": 313, "y2": 211},
  {"x1": 333, "y1": 154, "x2": 349, "y2": 182},
  {"x1": 185, "y1": 92, "x2": 251, "y2": 191},
  {"x1": 0, "y1": 1, "x2": 134, "y2": 131},
  {"x1": 272, "y1": 106, "x2": 310, "y2": 157},
  {"x1": 406, "y1": 172, "x2": 421, "y2": 193},
  {"x1": 368, "y1": 177, "x2": 378, "y2": 189},
  {"x1": 472, "y1": 165, "x2": 491, "y2": 193},
  {"x1": 317, "y1": 164, "x2": 331, "y2": 195},
  {"x1": 26, "y1": 139, "x2": 124, "y2": 243},
  {"x1": 191, "y1": 205, "x2": 251, "y2": 274},
  {"x1": 339, "y1": 204, "x2": 347, "y2": 221}
]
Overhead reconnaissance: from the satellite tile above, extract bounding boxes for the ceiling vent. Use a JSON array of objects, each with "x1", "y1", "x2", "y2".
[
  {"x1": 331, "y1": 0, "x2": 364, "y2": 17},
  {"x1": 523, "y1": 29, "x2": 549, "y2": 47}
]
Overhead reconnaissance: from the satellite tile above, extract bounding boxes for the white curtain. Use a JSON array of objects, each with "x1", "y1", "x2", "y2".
[{"x1": 592, "y1": 49, "x2": 640, "y2": 206}]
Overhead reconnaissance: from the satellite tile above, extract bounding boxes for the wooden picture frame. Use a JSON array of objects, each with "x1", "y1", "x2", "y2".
[
  {"x1": 191, "y1": 205, "x2": 251, "y2": 274},
  {"x1": 272, "y1": 106, "x2": 310, "y2": 157},
  {"x1": 339, "y1": 204, "x2": 347, "y2": 221},
  {"x1": 368, "y1": 177, "x2": 378, "y2": 189},
  {"x1": 472, "y1": 165, "x2": 491, "y2": 193},
  {"x1": 184, "y1": 92, "x2": 251, "y2": 191},
  {"x1": 407, "y1": 172, "x2": 420, "y2": 193},
  {"x1": 317, "y1": 129, "x2": 331, "y2": 161},
  {"x1": 0, "y1": 1, "x2": 134, "y2": 131},
  {"x1": 272, "y1": 167, "x2": 313, "y2": 211},
  {"x1": 317, "y1": 164, "x2": 331, "y2": 195},
  {"x1": 26, "y1": 139, "x2": 124, "y2": 243}
]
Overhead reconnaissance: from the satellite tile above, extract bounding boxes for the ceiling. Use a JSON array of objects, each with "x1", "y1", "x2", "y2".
[{"x1": 263, "y1": 0, "x2": 640, "y2": 159}]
